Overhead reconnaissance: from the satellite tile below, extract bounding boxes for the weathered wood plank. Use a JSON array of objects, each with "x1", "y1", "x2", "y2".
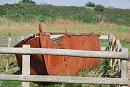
[
  {"x1": 99, "y1": 35, "x2": 108, "y2": 40},
  {"x1": 128, "y1": 59, "x2": 130, "y2": 79},
  {"x1": 0, "y1": 46, "x2": 121, "y2": 56},
  {"x1": 129, "y1": 54, "x2": 130, "y2": 60},
  {"x1": 5, "y1": 38, "x2": 12, "y2": 72},
  {"x1": 0, "y1": 47, "x2": 128, "y2": 59},
  {"x1": 121, "y1": 48, "x2": 128, "y2": 87},
  {"x1": 0, "y1": 74, "x2": 128, "y2": 85},
  {"x1": 22, "y1": 45, "x2": 30, "y2": 87}
]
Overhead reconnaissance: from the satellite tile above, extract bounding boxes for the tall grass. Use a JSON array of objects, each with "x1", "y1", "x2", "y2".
[
  {"x1": 0, "y1": 18, "x2": 130, "y2": 42},
  {"x1": 0, "y1": 18, "x2": 130, "y2": 51}
]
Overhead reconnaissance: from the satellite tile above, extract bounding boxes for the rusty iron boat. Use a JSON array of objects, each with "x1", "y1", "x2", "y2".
[{"x1": 15, "y1": 25, "x2": 101, "y2": 75}]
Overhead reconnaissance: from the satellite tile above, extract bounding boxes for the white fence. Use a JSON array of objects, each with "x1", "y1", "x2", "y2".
[
  {"x1": 0, "y1": 34, "x2": 129, "y2": 87},
  {"x1": 0, "y1": 45, "x2": 129, "y2": 87}
]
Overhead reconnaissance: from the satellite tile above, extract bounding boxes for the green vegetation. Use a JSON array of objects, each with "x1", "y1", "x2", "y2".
[
  {"x1": 85, "y1": 2, "x2": 95, "y2": 7},
  {"x1": 0, "y1": 4, "x2": 130, "y2": 26},
  {"x1": 19, "y1": 0, "x2": 36, "y2": 4},
  {"x1": 94, "y1": 5, "x2": 105, "y2": 12}
]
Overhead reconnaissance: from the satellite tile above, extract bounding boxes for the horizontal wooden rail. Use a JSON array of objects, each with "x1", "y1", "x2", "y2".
[
  {"x1": 0, "y1": 47, "x2": 128, "y2": 59},
  {"x1": 129, "y1": 54, "x2": 130, "y2": 59},
  {"x1": 0, "y1": 74, "x2": 128, "y2": 85}
]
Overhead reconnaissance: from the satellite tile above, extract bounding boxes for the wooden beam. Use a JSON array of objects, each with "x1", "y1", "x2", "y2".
[
  {"x1": 121, "y1": 48, "x2": 128, "y2": 87},
  {"x1": 100, "y1": 47, "x2": 128, "y2": 51},
  {"x1": 0, "y1": 75, "x2": 128, "y2": 85},
  {"x1": 0, "y1": 48, "x2": 128, "y2": 59},
  {"x1": 99, "y1": 35, "x2": 108, "y2": 40},
  {"x1": 22, "y1": 45, "x2": 30, "y2": 87},
  {"x1": 128, "y1": 54, "x2": 130, "y2": 60}
]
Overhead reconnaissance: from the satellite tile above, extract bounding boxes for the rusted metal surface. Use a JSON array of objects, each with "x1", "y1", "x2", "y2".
[
  {"x1": 15, "y1": 33, "x2": 101, "y2": 75},
  {"x1": 15, "y1": 37, "x2": 48, "y2": 75}
]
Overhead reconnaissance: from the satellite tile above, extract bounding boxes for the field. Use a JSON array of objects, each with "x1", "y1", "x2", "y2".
[
  {"x1": 0, "y1": 3, "x2": 130, "y2": 87},
  {"x1": 0, "y1": 17, "x2": 130, "y2": 50},
  {"x1": 0, "y1": 18, "x2": 130, "y2": 40},
  {"x1": 0, "y1": 18, "x2": 130, "y2": 87}
]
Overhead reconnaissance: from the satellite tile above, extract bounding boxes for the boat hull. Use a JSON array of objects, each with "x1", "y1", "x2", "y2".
[{"x1": 15, "y1": 33, "x2": 101, "y2": 75}]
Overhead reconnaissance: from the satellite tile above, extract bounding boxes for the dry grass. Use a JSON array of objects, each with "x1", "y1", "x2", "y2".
[{"x1": 0, "y1": 18, "x2": 130, "y2": 42}]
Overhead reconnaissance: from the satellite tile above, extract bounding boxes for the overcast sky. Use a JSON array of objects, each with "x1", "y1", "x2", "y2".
[{"x1": 0, "y1": 0, "x2": 130, "y2": 9}]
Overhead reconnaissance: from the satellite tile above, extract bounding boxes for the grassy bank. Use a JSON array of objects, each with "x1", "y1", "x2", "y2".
[{"x1": 0, "y1": 4, "x2": 130, "y2": 26}]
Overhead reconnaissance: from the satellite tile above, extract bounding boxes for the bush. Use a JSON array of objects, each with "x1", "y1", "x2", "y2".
[
  {"x1": 19, "y1": 0, "x2": 36, "y2": 4},
  {"x1": 85, "y1": 2, "x2": 95, "y2": 7},
  {"x1": 94, "y1": 5, "x2": 105, "y2": 12},
  {"x1": 0, "y1": 4, "x2": 130, "y2": 26}
]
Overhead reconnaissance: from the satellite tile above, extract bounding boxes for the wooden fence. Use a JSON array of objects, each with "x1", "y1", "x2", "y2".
[
  {"x1": 0, "y1": 45, "x2": 129, "y2": 87},
  {"x1": 0, "y1": 34, "x2": 129, "y2": 87}
]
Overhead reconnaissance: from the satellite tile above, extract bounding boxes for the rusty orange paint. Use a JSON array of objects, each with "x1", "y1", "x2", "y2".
[
  {"x1": 15, "y1": 37, "x2": 48, "y2": 75},
  {"x1": 15, "y1": 33, "x2": 101, "y2": 75}
]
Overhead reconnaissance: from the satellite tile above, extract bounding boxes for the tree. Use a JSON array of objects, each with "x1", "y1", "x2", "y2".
[
  {"x1": 85, "y1": 2, "x2": 95, "y2": 7},
  {"x1": 19, "y1": 0, "x2": 36, "y2": 4}
]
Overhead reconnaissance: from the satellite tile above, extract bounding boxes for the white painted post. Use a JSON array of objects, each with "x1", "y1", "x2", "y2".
[
  {"x1": 21, "y1": 36, "x2": 24, "y2": 41},
  {"x1": 128, "y1": 54, "x2": 130, "y2": 79},
  {"x1": 5, "y1": 37, "x2": 12, "y2": 72},
  {"x1": 7, "y1": 38, "x2": 11, "y2": 47},
  {"x1": 121, "y1": 48, "x2": 128, "y2": 87},
  {"x1": 22, "y1": 45, "x2": 30, "y2": 87}
]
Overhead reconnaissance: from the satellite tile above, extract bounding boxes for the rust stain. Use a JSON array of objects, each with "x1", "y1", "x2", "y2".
[
  {"x1": 15, "y1": 37, "x2": 48, "y2": 75},
  {"x1": 15, "y1": 33, "x2": 101, "y2": 75}
]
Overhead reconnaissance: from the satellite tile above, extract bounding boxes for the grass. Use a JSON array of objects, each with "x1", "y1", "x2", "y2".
[
  {"x1": 0, "y1": 18, "x2": 129, "y2": 87},
  {"x1": 0, "y1": 18, "x2": 130, "y2": 42},
  {"x1": 0, "y1": 4, "x2": 130, "y2": 26},
  {"x1": 0, "y1": 55, "x2": 18, "y2": 73}
]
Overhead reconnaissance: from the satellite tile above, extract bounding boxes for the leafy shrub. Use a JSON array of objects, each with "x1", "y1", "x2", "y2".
[
  {"x1": 0, "y1": 4, "x2": 130, "y2": 26},
  {"x1": 94, "y1": 5, "x2": 105, "y2": 12},
  {"x1": 19, "y1": 0, "x2": 36, "y2": 4},
  {"x1": 85, "y1": 2, "x2": 95, "y2": 7}
]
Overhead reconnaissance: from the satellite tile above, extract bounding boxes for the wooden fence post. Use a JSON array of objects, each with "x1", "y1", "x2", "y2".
[
  {"x1": 21, "y1": 36, "x2": 24, "y2": 41},
  {"x1": 128, "y1": 54, "x2": 130, "y2": 81},
  {"x1": 7, "y1": 38, "x2": 11, "y2": 47},
  {"x1": 5, "y1": 37, "x2": 12, "y2": 72},
  {"x1": 22, "y1": 45, "x2": 30, "y2": 87},
  {"x1": 121, "y1": 48, "x2": 128, "y2": 87}
]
